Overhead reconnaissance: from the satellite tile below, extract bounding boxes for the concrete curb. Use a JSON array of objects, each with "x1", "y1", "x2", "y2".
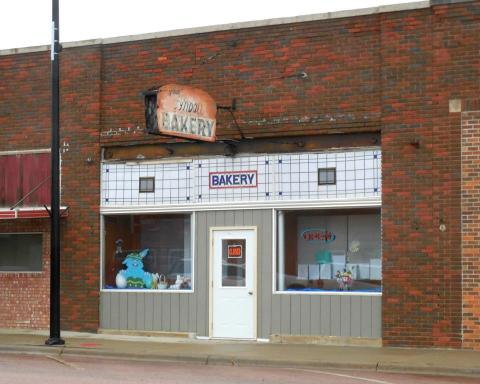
[
  {"x1": 376, "y1": 363, "x2": 480, "y2": 378},
  {"x1": 0, "y1": 344, "x2": 479, "y2": 378}
]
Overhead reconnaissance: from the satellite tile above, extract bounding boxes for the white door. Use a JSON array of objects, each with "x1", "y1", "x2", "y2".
[{"x1": 211, "y1": 228, "x2": 256, "y2": 339}]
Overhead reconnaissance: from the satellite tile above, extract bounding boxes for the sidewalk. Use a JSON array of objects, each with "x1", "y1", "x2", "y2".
[{"x1": 0, "y1": 330, "x2": 479, "y2": 378}]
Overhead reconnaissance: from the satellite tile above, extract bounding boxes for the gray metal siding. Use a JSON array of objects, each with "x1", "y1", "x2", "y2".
[
  {"x1": 100, "y1": 290, "x2": 198, "y2": 333},
  {"x1": 100, "y1": 209, "x2": 381, "y2": 339},
  {"x1": 268, "y1": 294, "x2": 381, "y2": 338}
]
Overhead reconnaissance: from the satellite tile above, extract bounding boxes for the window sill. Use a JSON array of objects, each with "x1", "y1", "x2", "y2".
[
  {"x1": 101, "y1": 289, "x2": 194, "y2": 294},
  {"x1": 273, "y1": 290, "x2": 382, "y2": 296}
]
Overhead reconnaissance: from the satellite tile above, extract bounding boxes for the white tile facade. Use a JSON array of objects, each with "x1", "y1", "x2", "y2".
[{"x1": 101, "y1": 149, "x2": 381, "y2": 207}]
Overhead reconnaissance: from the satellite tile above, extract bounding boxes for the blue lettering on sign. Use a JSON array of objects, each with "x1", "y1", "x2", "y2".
[{"x1": 209, "y1": 171, "x2": 257, "y2": 189}]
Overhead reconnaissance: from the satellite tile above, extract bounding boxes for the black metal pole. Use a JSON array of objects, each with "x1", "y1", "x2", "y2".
[{"x1": 46, "y1": 0, "x2": 64, "y2": 346}]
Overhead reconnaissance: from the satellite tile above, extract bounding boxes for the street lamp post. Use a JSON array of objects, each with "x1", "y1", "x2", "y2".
[{"x1": 45, "y1": 0, "x2": 64, "y2": 346}]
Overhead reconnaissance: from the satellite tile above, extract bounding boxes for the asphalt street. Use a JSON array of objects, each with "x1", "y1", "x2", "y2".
[{"x1": 0, "y1": 353, "x2": 477, "y2": 384}]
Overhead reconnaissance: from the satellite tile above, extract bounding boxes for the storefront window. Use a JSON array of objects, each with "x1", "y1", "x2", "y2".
[
  {"x1": 0, "y1": 233, "x2": 43, "y2": 272},
  {"x1": 103, "y1": 214, "x2": 192, "y2": 290},
  {"x1": 276, "y1": 209, "x2": 381, "y2": 293}
]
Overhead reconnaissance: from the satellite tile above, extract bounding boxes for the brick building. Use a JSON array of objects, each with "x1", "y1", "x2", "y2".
[{"x1": 0, "y1": 0, "x2": 479, "y2": 349}]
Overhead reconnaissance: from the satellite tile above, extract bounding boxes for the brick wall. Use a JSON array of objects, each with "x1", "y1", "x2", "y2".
[
  {"x1": 381, "y1": 1, "x2": 479, "y2": 348},
  {"x1": 58, "y1": 45, "x2": 102, "y2": 332},
  {"x1": 0, "y1": 1, "x2": 479, "y2": 346},
  {"x1": 0, "y1": 50, "x2": 51, "y2": 330},
  {"x1": 0, "y1": 51, "x2": 51, "y2": 152},
  {"x1": 98, "y1": 14, "x2": 382, "y2": 145},
  {"x1": 0, "y1": 46, "x2": 102, "y2": 332},
  {"x1": 0, "y1": 220, "x2": 50, "y2": 329},
  {"x1": 461, "y1": 100, "x2": 480, "y2": 350}
]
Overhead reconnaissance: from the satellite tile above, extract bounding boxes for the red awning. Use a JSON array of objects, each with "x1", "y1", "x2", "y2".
[{"x1": 0, "y1": 207, "x2": 68, "y2": 220}]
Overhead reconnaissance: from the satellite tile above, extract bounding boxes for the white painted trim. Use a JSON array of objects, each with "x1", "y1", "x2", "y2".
[
  {"x1": 209, "y1": 226, "x2": 258, "y2": 339},
  {"x1": 0, "y1": 1, "x2": 431, "y2": 56},
  {"x1": 99, "y1": 214, "x2": 104, "y2": 292},
  {"x1": 272, "y1": 208, "x2": 279, "y2": 295},
  {"x1": 209, "y1": 229, "x2": 213, "y2": 338},
  {"x1": 100, "y1": 197, "x2": 382, "y2": 214},
  {"x1": 191, "y1": 211, "x2": 196, "y2": 293},
  {"x1": 253, "y1": 227, "x2": 258, "y2": 340},
  {"x1": 0, "y1": 148, "x2": 51, "y2": 156},
  {"x1": 0, "y1": 206, "x2": 68, "y2": 212},
  {"x1": 271, "y1": 206, "x2": 383, "y2": 297},
  {"x1": 277, "y1": 210, "x2": 285, "y2": 291}
]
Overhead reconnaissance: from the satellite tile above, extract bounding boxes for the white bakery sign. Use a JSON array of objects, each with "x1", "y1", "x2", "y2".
[{"x1": 209, "y1": 170, "x2": 258, "y2": 189}]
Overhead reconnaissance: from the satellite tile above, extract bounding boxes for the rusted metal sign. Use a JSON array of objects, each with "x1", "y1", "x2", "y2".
[{"x1": 156, "y1": 84, "x2": 217, "y2": 142}]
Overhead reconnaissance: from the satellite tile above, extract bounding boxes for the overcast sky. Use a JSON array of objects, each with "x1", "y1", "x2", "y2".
[{"x1": 1, "y1": 0, "x2": 419, "y2": 50}]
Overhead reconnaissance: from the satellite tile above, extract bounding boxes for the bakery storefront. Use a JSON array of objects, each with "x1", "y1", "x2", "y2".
[{"x1": 99, "y1": 85, "x2": 382, "y2": 342}]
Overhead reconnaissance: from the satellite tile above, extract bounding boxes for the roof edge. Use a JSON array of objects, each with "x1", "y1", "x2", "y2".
[{"x1": 0, "y1": 1, "x2": 451, "y2": 56}]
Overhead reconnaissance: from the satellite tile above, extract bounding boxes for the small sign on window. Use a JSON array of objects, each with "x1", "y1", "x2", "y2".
[{"x1": 227, "y1": 244, "x2": 243, "y2": 259}]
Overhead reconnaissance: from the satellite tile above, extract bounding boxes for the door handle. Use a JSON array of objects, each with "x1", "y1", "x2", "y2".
[{"x1": 248, "y1": 291, "x2": 253, "y2": 295}]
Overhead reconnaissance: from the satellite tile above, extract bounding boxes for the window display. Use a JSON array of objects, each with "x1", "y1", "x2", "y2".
[
  {"x1": 103, "y1": 214, "x2": 192, "y2": 290},
  {"x1": 276, "y1": 209, "x2": 381, "y2": 293}
]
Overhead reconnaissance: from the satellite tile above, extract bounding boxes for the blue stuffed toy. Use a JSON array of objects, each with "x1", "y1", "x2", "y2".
[{"x1": 115, "y1": 248, "x2": 153, "y2": 289}]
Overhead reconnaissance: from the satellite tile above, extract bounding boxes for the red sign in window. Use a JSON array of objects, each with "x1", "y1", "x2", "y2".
[
  {"x1": 300, "y1": 228, "x2": 336, "y2": 243},
  {"x1": 227, "y1": 244, "x2": 243, "y2": 259}
]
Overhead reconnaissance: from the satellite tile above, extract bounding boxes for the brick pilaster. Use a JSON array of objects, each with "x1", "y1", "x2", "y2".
[{"x1": 461, "y1": 102, "x2": 480, "y2": 350}]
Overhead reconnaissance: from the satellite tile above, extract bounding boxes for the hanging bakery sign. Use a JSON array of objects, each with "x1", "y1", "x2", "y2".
[{"x1": 150, "y1": 84, "x2": 217, "y2": 142}]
